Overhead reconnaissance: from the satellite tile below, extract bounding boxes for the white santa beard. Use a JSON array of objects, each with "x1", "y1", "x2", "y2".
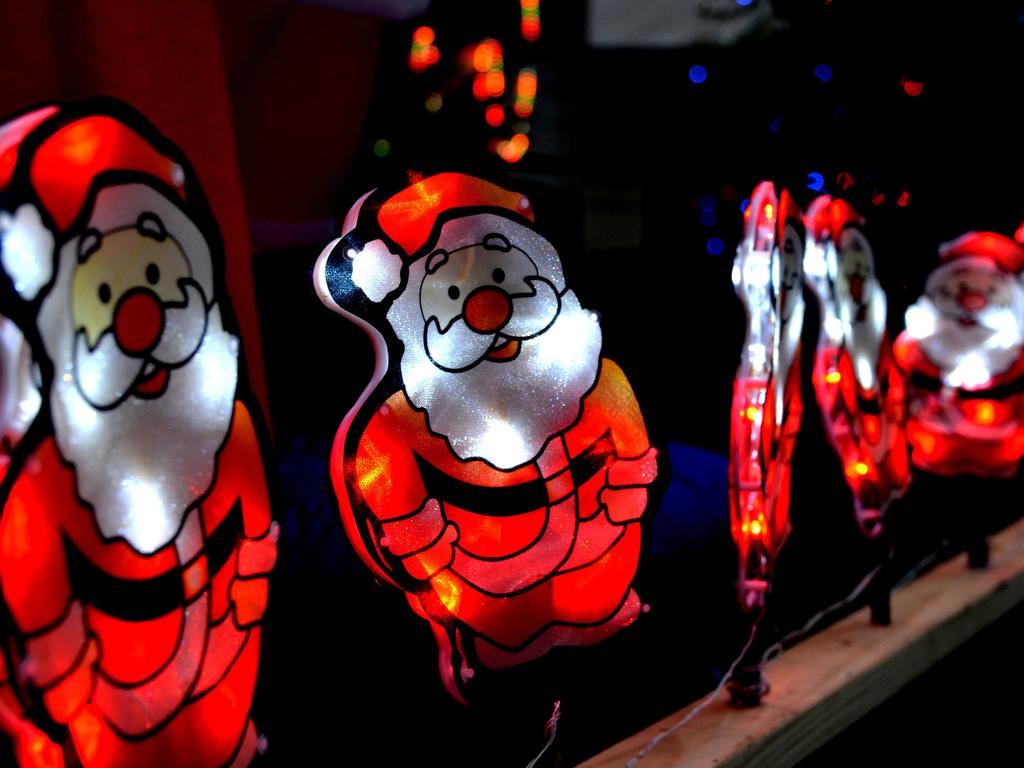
[
  {"x1": 393, "y1": 289, "x2": 602, "y2": 469},
  {"x1": 907, "y1": 296, "x2": 1024, "y2": 388},
  {"x1": 49, "y1": 305, "x2": 238, "y2": 554},
  {"x1": 838, "y1": 278, "x2": 887, "y2": 391}
]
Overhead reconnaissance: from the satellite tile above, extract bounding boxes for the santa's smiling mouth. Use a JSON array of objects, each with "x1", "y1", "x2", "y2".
[
  {"x1": 485, "y1": 336, "x2": 521, "y2": 362},
  {"x1": 133, "y1": 362, "x2": 171, "y2": 397}
]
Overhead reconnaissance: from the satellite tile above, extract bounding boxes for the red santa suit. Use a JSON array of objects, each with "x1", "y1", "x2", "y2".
[
  {"x1": 348, "y1": 359, "x2": 654, "y2": 670},
  {"x1": 0, "y1": 404, "x2": 274, "y2": 768}
]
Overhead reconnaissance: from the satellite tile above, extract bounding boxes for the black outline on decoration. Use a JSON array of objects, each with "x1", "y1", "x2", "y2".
[
  {"x1": 729, "y1": 186, "x2": 806, "y2": 601},
  {"x1": 417, "y1": 236, "x2": 561, "y2": 373},
  {"x1": 319, "y1": 173, "x2": 660, "y2": 702}
]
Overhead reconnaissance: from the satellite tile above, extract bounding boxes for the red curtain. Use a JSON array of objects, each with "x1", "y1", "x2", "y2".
[{"x1": 0, "y1": 0, "x2": 382, "y2": 417}]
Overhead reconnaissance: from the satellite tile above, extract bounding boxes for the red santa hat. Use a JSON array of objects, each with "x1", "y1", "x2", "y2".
[
  {"x1": 0, "y1": 106, "x2": 60, "y2": 193},
  {"x1": 803, "y1": 194, "x2": 832, "y2": 242},
  {"x1": 28, "y1": 114, "x2": 185, "y2": 233},
  {"x1": 802, "y1": 196, "x2": 865, "y2": 243},
  {"x1": 1, "y1": 112, "x2": 190, "y2": 302},
  {"x1": 938, "y1": 231, "x2": 1024, "y2": 274},
  {"x1": 776, "y1": 188, "x2": 804, "y2": 235},
  {"x1": 829, "y1": 199, "x2": 865, "y2": 238},
  {"x1": 375, "y1": 173, "x2": 533, "y2": 258}
]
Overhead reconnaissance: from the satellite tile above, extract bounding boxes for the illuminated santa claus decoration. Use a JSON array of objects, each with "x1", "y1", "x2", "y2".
[
  {"x1": 894, "y1": 231, "x2": 1024, "y2": 566},
  {"x1": 726, "y1": 181, "x2": 804, "y2": 704},
  {"x1": 803, "y1": 197, "x2": 908, "y2": 540},
  {"x1": 0, "y1": 100, "x2": 276, "y2": 767},
  {"x1": 729, "y1": 181, "x2": 804, "y2": 613},
  {"x1": 315, "y1": 173, "x2": 658, "y2": 701}
]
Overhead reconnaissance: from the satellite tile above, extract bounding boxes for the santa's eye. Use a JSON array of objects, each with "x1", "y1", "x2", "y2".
[
  {"x1": 98, "y1": 283, "x2": 112, "y2": 304},
  {"x1": 146, "y1": 263, "x2": 160, "y2": 285},
  {"x1": 492, "y1": 268, "x2": 505, "y2": 283},
  {"x1": 448, "y1": 286, "x2": 461, "y2": 300}
]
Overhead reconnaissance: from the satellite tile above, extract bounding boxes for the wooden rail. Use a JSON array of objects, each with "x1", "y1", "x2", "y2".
[{"x1": 581, "y1": 515, "x2": 1024, "y2": 767}]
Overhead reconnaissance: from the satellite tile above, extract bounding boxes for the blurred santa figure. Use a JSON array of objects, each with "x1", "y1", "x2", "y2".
[{"x1": 893, "y1": 231, "x2": 1024, "y2": 567}]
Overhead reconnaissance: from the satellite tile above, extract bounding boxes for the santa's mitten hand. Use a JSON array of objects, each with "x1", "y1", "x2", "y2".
[
  {"x1": 601, "y1": 448, "x2": 657, "y2": 523},
  {"x1": 379, "y1": 499, "x2": 450, "y2": 566},
  {"x1": 401, "y1": 523, "x2": 458, "y2": 580},
  {"x1": 600, "y1": 486, "x2": 649, "y2": 524},
  {"x1": 230, "y1": 576, "x2": 270, "y2": 628},
  {"x1": 607, "y1": 447, "x2": 658, "y2": 488},
  {"x1": 237, "y1": 521, "x2": 279, "y2": 578}
]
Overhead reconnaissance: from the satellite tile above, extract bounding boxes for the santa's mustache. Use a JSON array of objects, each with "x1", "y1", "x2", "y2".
[
  {"x1": 74, "y1": 280, "x2": 209, "y2": 409},
  {"x1": 424, "y1": 277, "x2": 561, "y2": 372}
]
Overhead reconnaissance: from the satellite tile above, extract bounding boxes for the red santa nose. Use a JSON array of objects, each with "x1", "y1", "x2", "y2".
[
  {"x1": 113, "y1": 290, "x2": 165, "y2": 355},
  {"x1": 464, "y1": 287, "x2": 512, "y2": 333},
  {"x1": 849, "y1": 274, "x2": 864, "y2": 303},
  {"x1": 957, "y1": 290, "x2": 988, "y2": 312}
]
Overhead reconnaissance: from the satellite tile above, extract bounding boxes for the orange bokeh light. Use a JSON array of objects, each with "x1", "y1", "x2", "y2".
[
  {"x1": 473, "y1": 39, "x2": 502, "y2": 73},
  {"x1": 496, "y1": 133, "x2": 529, "y2": 163},
  {"x1": 409, "y1": 27, "x2": 439, "y2": 73},
  {"x1": 413, "y1": 26, "x2": 434, "y2": 46},
  {"x1": 972, "y1": 400, "x2": 997, "y2": 426},
  {"x1": 472, "y1": 74, "x2": 489, "y2": 101},
  {"x1": 485, "y1": 70, "x2": 505, "y2": 98},
  {"x1": 514, "y1": 69, "x2": 537, "y2": 118},
  {"x1": 521, "y1": 0, "x2": 541, "y2": 41},
  {"x1": 485, "y1": 104, "x2": 505, "y2": 127}
]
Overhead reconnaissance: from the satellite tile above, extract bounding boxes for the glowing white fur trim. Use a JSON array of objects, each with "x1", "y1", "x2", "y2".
[{"x1": 0, "y1": 204, "x2": 54, "y2": 300}]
